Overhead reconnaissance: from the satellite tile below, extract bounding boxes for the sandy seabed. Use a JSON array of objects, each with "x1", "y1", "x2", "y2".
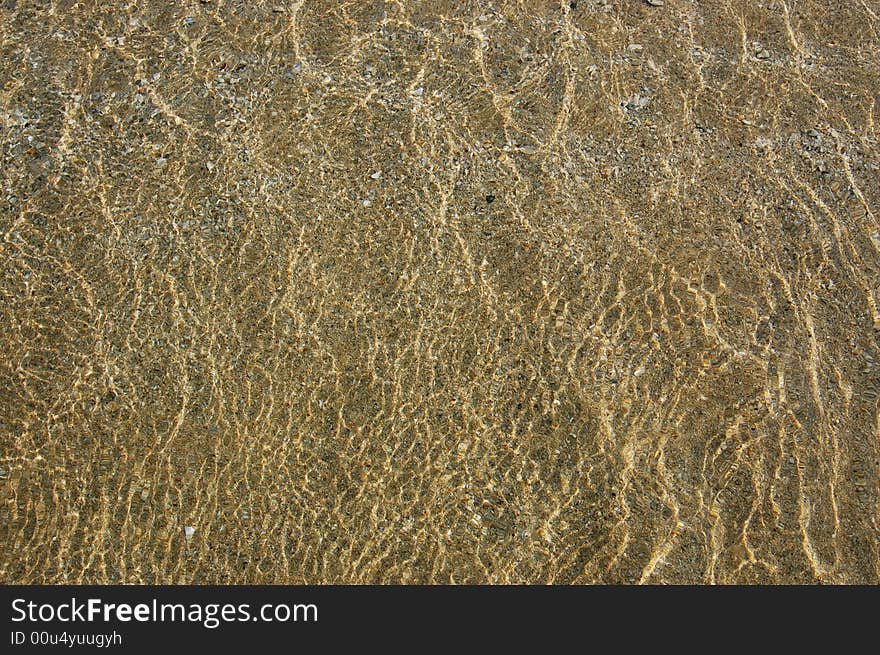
[{"x1": 1, "y1": 0, "x2": 879, "y2": 583}]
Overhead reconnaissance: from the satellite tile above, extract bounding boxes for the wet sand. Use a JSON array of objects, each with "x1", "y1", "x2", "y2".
[{"x1": 1, "y1": 1, "x2": 879, "y2": 583}]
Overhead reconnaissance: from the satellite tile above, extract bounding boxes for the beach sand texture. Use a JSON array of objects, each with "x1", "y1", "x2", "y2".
[{"x1": 1, "y1": 0, "x2": 879, "y2": 583}]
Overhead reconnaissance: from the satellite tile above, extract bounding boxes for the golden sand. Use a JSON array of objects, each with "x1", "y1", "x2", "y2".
[{"x1": 1, "y1": 1, "x2": 879, "y2": 583}]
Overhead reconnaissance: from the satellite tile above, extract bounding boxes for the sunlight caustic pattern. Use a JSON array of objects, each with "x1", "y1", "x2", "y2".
[{"x1": 1, "y1": 0, "x2": 879, "y2": 583}]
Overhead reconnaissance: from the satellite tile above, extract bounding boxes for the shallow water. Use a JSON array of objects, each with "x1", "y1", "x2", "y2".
[{"x1": 1, "y1": 0, "x2": 879, "y2": 583}]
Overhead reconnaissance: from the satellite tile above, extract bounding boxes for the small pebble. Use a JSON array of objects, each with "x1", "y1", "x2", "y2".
[
  {"x1": 370, "y1": 170, "x2": 382, "y2": 179},
  {"x1": 625, "y1": 95, "x2": 650, "y2": 110},
  {"x1": 184, "y1": 526, "x2": 195, "y2": 540},
  {"x1": 646, "y1": 0, "x2": 664, "y2": 6}
]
